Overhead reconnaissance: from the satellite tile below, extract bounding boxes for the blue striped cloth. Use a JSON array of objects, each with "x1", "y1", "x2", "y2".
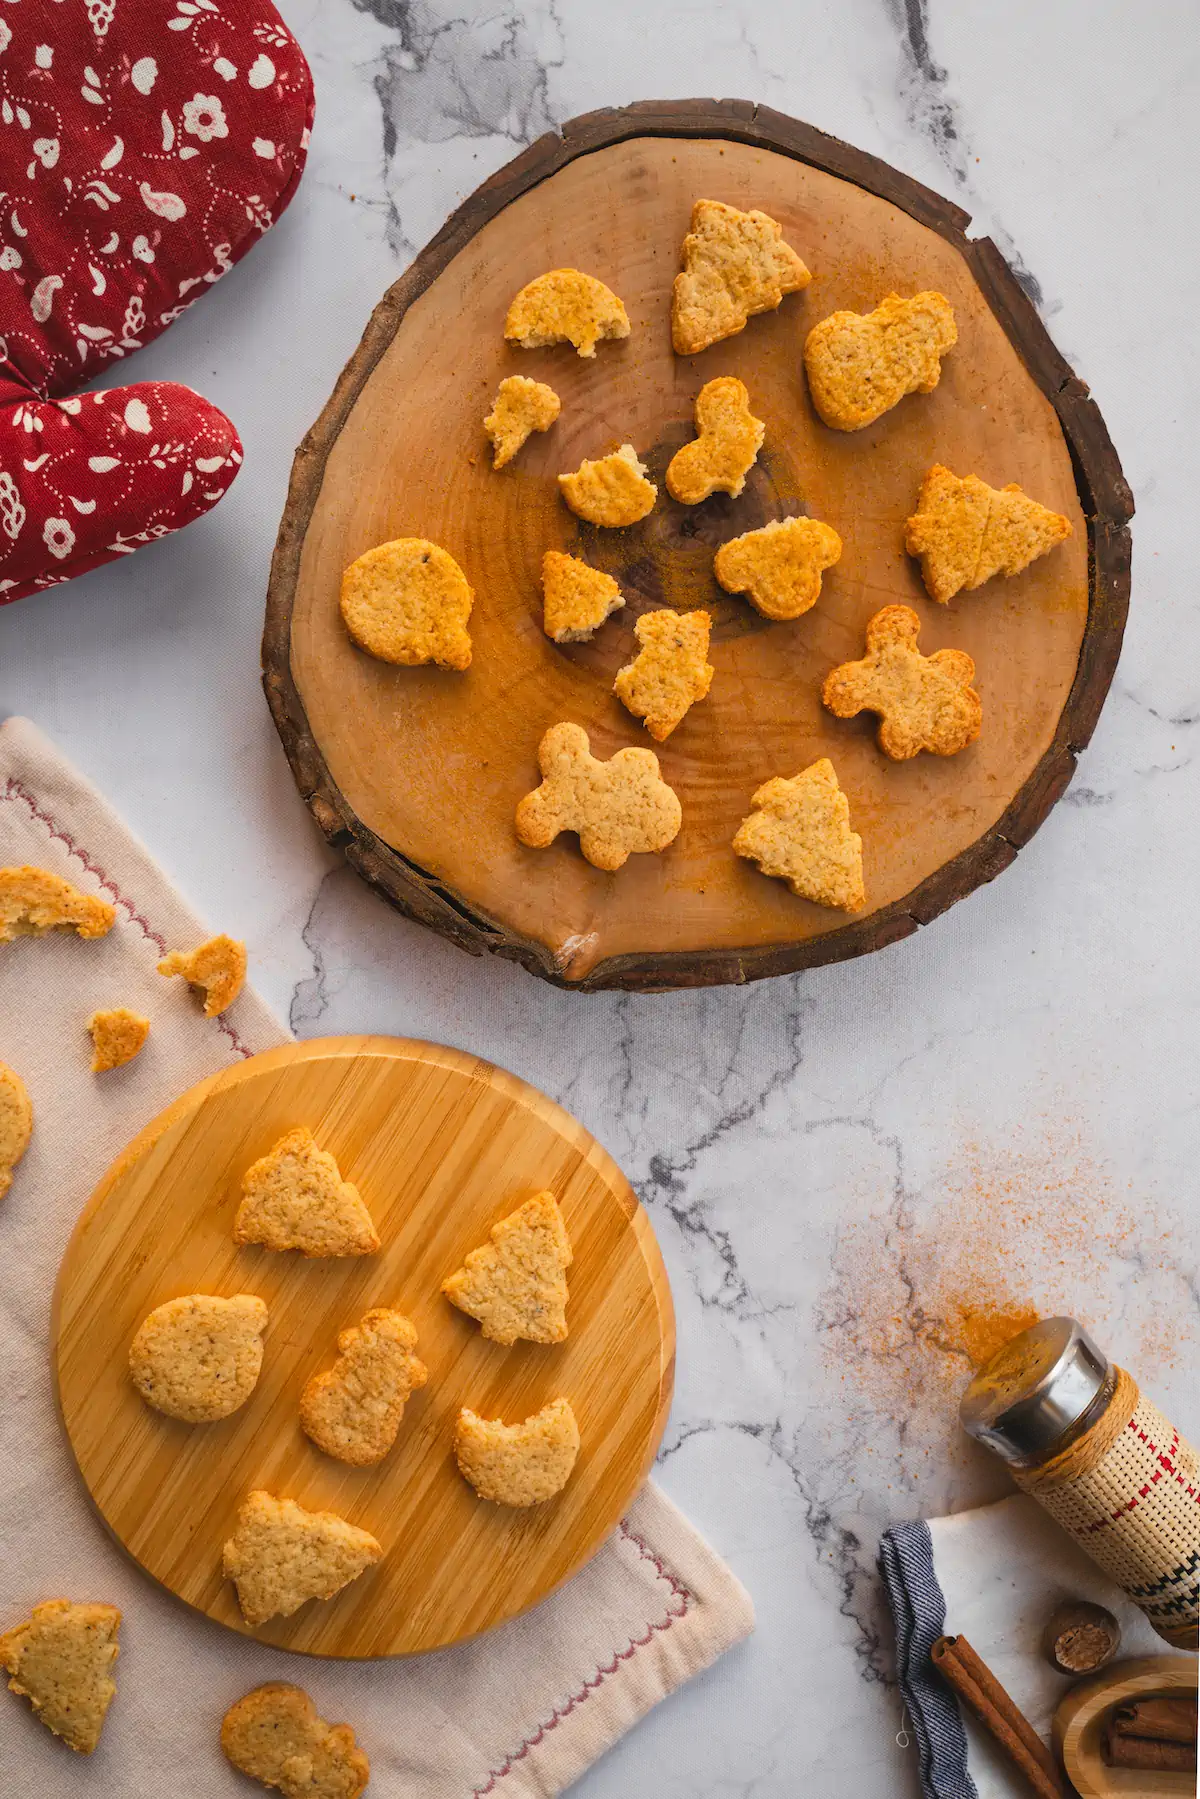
[{"x1": 878, "y1": 1522, "x2": 978, "y2": 1799}]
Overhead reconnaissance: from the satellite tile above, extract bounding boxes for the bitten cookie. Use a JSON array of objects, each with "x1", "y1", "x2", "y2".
[
  {"x1": 339, "y1": 538, "x2": 473, "y2": 670},
  {"x1": 672, "y1": 198, "x2": 811, "y2": 355},
  {"x1": 614, "y1": 608, "x2": 714, "y2": 741},
  {"x1": 515, "y1": 722, "x2": 682, "y2": 871},
  {"x1": 822, "y1": 604, "x2": 982, "y2": 760},
  {"x1": 0, "y1": 865, "x2": 115, "y2": 943},
  {"x1": 235, "y1": 1127, "x2": 381, "y2": 1258},
  {"x1": 0, "y1": 1600, "x2": 120, "y2": 1754},
  {"x1": 665, "y1": 377, "x2": 765, "y2": 503},
  {"x1": 803, "y1": 291, "x2": 957, "y2": 431},
  {"x1": 300, "y1": 1309, "x2": 427, "y2": 1466},
  {"x1": 129, "y1": 1293, "x2": 268, "y2": 1423},
  {"x1": 905, "y1": 464, "x2": 1073, "y2": 604},
  {"x1": 504, "y1": 268, "x2": 630, "y2": 358},
  {"x1": 0, "y1": 1062, "x2": 32, "y2": 1200},
  {"x1": 714, "y1": 516, "x2": 842, "y2": 621},
  {"x1": 733, "y1": 759, "x2": 865, "y2": 911},
  {"x1": 222, "y1": 1492, "x2": 383, "y2": 1628},
  {"x1": 541, "y1": 550, "x2": 625, "y2": 643},
  {"x1": 454, "y1": 1399, "x2": 580, "y2": 1508},
  {"x1": 558, "y1": 444, "x2": 657, "y2": 527},
  {"x1": 442, "y1": 1191, "x2": 572, "y2": 1347},
  {"x1": 221, "y1": 1683, "x2": 370, "y2": 1799},
  {"x1": 88, "y1": 1008, "x2": 150, "y2": 1073},
  {"x1": 484, "y1": 376, "x2": 560, "y2": 469},
  {"x1": 157, "y1": 933, "x2": 246, "y2": 1017}
]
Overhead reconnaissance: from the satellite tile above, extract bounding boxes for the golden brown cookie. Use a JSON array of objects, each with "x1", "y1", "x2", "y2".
[
  {"x1": 558, "y1": 444, "x2": 657, "y2": 527},
  {"x1": 0, "y1": 1062, "x2": 32, "y2": 1200},
  {"x1": 222, "y1": 1492, "x2": 383, "y2": 1628},
  {"x1": 129, "y1": 1293, "x2": 268, "y2": 1423},
  {"x1": 504, "y1": 268, "x2": 630, "y2": 358},
  {"x1": 300, "y1": 1308, "x2": 427, "y2": 1466},
  {"x1": 454, "y1": 1398, "x2": 580, "y2": 1508},
  {"x1": 803, "y1": 291, "x2": 957, "y2": 430},
  {"x1": 157, "y1": 933, "x2": 246, "y2": 1017},
  {"x1": 339, "y1": 537, "x2": 473, "y2": 670},
  {"x1": 665, "y1": 376, "x2": 765, "y2": 503},
  {"x1": 822, "y1": 604, "x2": 982, "y2": 760},
  {"x1": 713, "y1": 516, "x2": 842, "y2": 621},
  {"x1": 541, "y1": 550, "x2": 625, "y2": 643},
  {"x1": 0, "y1": 865, "x2": 114, "y2": 944},
  {"x1": 442, "y1": 1191, "x2": 572, "y2": 1346},
  {"x1": 87, "y1": 1007, "x2": 149, "y2": 1073},
  {"x1": 904, "y1": 464, "x2": 1073, "y2": 604},
  {"x1": 221, "y1": 1683, "x2": 370, "y2": 1799},
  {"x1": 484, "y1": 375, "x2": 561, "y2": 469},
  {"x1": 0, "y1": 1599, "x2": 120, "y2": 1754},
  {"x1": 235, "y1": 1127, "x2": 381, "y2": 1258},
  {"x1": 672, "y1": 198, "x2": 811, "y2": 355},
  {"x1": 733, "y1": 758, "x2": 865, "y2": 911},
  {"x1": 515, "y1": 722, "x2": 682, "y2": 872},
  {"x1": 613, "y1": 608, "x2": 714, "y2": 741}
]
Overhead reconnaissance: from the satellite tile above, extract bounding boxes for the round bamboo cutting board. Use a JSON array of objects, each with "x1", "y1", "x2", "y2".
[
  {"x1": 52, "y1": 1037, "x2": 674, "y2": 1657},
  {"x1": 263, "y1": 100, "x2": 1132, "y2": 991}
]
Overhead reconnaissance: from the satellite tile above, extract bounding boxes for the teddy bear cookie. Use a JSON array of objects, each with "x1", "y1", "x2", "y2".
[
  {"x1": 340, "y1": 538, "x2": 473, "y2": 670},
  {"x1": 234, "y1": 1127, "x2": 381, "y2": 1258},
  {"x1": 0, "y1": 1599, "x2": 120, "y2": 1754},
  {"x1": 484, "y1": 376, "x2": 561, "y2": 469},
  {"x1": 87, "y1": 1008, "x2": 150, "y2": 1073},
  {"x1": 0, "y1": 865, "x2": 115, "y2": 943},
  {"x1": 733, "y1": 758, "x2": 865, "y2": 912},
  {"x1": 823, "y1": 604, "x2": 982, "y2": 760},
  {"x1": 714, "y1": 516, "x2": 843, "y2": 621},
  {"x1": 672, "y1": 198, "x2": 811, "y2": 355},
  {"x1": 300, "y1": 1309, "x2": 427, "y2": 1466},
  {"x1": 454, "y1": 1399, "x2": 580, "y2": 1508},
  {"x1": 905, "y1": 464, "x2": 1073, "y2": 604},
  {"x1": 129, "y1": 1293, "x2": 268, "y2": 1423},
  {"x1": 803, "y1": 291, "x2": 957, "y2": 431},
  {"x1": 614, "y1": 608, "x2": 715, "y2": 741},
  {"x1": 221, "y1": 1683, "x2": 370, "y2": 1799},
  {"x1": 541, "y1": 550, "x2": 625, "y2": 643},
  {"x1": 0, "y1": 1063, "x2": 33, "y2": 1201},
  {"x1": 443, "y1": 1191, "x2": 572, "y2": 1347},
  {"x1": 515, "y1": 722, "x2": 682, "y2": 871},
  {"x1": 665, "y1": 377, "x2": 765, "y2": 503},
  {"x1": 157, "y1": 933, "x2": 246, "y2": 1017},
  {"x1": 558, "y1": 444, "x2": 657, "y2": 527},
  {"x1": 222, "y1": 1492, "x2": 383, "y2": 1628},
  {"x1": 504, "y1": 269, "x2": 630, "y2": 358}
]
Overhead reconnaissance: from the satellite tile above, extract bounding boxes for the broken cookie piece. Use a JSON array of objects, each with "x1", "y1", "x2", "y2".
[
  {"x1": 0, "y1": 1062, "x2": 32, "y2": 1200},
  {"x1": 222, "y1": 1492, "x2": 382, "y2": 1628},
  {"x1": 484, "y1": 375, "x2": 561, "y2": 469},
  {"x1": 300, "y1": 1308, "x2": 427, "y2": 1466},
  {"x1": 454, "y1": 1398, "x2": 580, "y2": 1508},
  {"x1": 558, "y1": 444, "x2": 657, "y2": 528},
  {"x1": 733, "y1": 758, "x2": 865, "y2": 912},
  {"x1": 221, "y1": 1683, "x2": 370, "y2": 1799},
  {"x1": 0, "y1": 865, "x2": 115, "y2": 944},
  {"x1": 541, "y1": 550, "x2": 625, "y2": 643},
  {"x1": 515, "y1": 722, "x2": 682, "y2": 872},
  {"x1": 714, "y1": 515, "x2": 842, "y2": 622},
  {"x1": 803, "y1": 291, "x2": 957, "y2": 431},
  {"x1": 129, "y1": 1293, "x2": 268, "y2": 1423},
  {"x1": 88, "y1": 1007, "x2": 149, "y2": 1073},
  {"x1": 614, "y1": 608, "x2": 714, "y2": 741},
  {"x1": 672, "y1": 198, "x2": 811, "y2": 355},
  {"x1": 665, "y1": 376, "x2": 765, "y2": 504},
  {"x1": 234, "y1": 1127, "x2": 381, "y2": 1258},
  {"x1": 443, "y1": 1190, "x2": 572, "y2": 1347},
  {"x1": 504, "y1": 268, "x2": 630, "y2": 358},
  {"x1": 0, "y1": 1599, "x2": 120, "y2": 1754},
  {"x1": 823, "y1": 604, "x2": 982, "y2": 760},
  {"x1": 340, "y1": 537, "x2": 473, "y2": 670},
  {"x1": 157, "y1": 933, "x2": 246, "y2": 1017},
  {"x1": 904, "y1": 464, "x2": 1073, "y2": 604}
]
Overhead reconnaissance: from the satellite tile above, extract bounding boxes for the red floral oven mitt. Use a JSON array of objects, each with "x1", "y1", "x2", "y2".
[{"x1": 0, "y1": 0, "x2": 313, "y2": 604}]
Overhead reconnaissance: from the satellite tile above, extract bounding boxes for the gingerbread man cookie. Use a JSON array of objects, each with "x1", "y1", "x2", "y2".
[
  {"x1": 823, "y1": 604, "x2": 981, "y2": 760},
  {"x1": 515, "y1": 722, "x2": 682, "y2": 871}
]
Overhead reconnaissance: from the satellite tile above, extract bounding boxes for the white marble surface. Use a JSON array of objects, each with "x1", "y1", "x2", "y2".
[{"x1": 3, "y1": 2, "x2": 1199, "y2": 1793}]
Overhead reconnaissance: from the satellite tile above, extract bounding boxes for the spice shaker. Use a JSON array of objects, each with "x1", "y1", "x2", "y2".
[{"x1": 961, "y1": 1317, "x2": 1199, "y2": 1650}]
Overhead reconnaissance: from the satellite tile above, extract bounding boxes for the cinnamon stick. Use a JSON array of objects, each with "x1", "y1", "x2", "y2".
[
  {"x1": 1111, "y1": 1695, "x2": 1197, "y2": 1743},
  {"x1": 1103, "y1": 1732, "x2": 1197, "y2": 1772},
  {"x1": 931, "y1": 1635, "x2": 1068, "y2": 1799}
]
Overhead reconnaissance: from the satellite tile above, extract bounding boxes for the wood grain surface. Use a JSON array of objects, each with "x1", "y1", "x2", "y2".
[
  {"x1": 1054, "y1": 1656, "x2": 1198, "y2": 1798},
  {"x1": 264, "y1": 101, "x2": 1133, "y2": 991},
  {"x1": 53, "y1": 1037, "x2": 674, "y2": 1658}
]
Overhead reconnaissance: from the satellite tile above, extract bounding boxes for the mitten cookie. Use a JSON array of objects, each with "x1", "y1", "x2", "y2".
[
  {"x1": 515, "y1": 722, "x2": 682, "y2": 871},
  {"x1": 613, "y1": 608, "x2": 714, "y2": 741},
  {"x1": 221, "y1": 1684, "x2": 369, "y2": 1799},
  {"x1": 714, "y1": 516, "x2": 842, "y2": 621},
  {"x1": 665, "y1": 377, "x2": 765, "y2": 503},
  {"x1": 672, "y1": 199, "x2": 810, "y2": 355},
  {"x1": 822, "y1": 604, "x2": 981, "y2": 759},
  {"x1": 803, "y1": 292, "x2": 957, "y2": 431},
  {"x1": 905, "y1": 464, "x2": 1072, "y2": 604}
]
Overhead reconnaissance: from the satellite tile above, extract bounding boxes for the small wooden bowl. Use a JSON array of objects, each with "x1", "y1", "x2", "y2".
[{"x1": 1054, "y1": 1655, "x2": 1198, "y2": 1797}]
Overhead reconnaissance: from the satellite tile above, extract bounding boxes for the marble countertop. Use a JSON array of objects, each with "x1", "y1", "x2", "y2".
[{"x1": 3, "y1": 3, "x2": 1198, "y2": 1793}]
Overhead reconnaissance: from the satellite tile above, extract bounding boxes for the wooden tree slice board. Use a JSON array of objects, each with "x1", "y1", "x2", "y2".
[
  {"x1": 264, "y1": 100, "x2": 1132, "y2": 991},
  {"x1": 52, "y1": 1036, "x2": 674, "y2": 1658}
]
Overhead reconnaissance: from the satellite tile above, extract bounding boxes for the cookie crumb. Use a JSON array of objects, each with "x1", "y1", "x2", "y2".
[
  {"x1": 454, "y1": 1398, "x2": 580, "y2": 1508},
  {"x1": 443, "y1": 1191, "x2": 572, "y2": 1346},
  {"x1": 0, "y1": 1599, "x2": 120, "y2": 1754},
  {"x1": 340, "y1": 537, "x2": 473, "y2": 669},
  {"x1": 221, "y1": 1683, "x2": 370, "y2": 1799},
  {"x1": 234, "y1": 1127, "x2": 381, "y2": 1258},
  {"x1": 672, "y1": 198, "x2": 810, "y2": 355},
  {"x1": 558, "y1": 444, "x2": 657, "y2": 527},
  {"x1": 504, "y1": 268, "x2": 630, "y2": 358},
  {"x1": 823, "y1": 603, "x2": 981, "y2": 759},
  {"x1": 157, "y1": 933, "x2": 245, "y2": 1017},
  {"x1": 0, "y1": 865, "x2": 115, "y2": 944},
  {"x1": 222, "y1": 1492, "x2": 382, "y2": 1627},
  {"x1": 0, "y1": 1062, "x2": 32, "y2": 1200},
  {"x1": 484, "y1": 375, "x2": 560, "y2": 469},
  {"x1": 614, "y1": 608, "x2": 714, "y2": 741},
  {"x1": 733, "y1": 758, "x2": 865, "y2": 911},
  {"x1": 88, "y1": 1007, "x2": 149, "y2": 1072},
  {"x1": 515, "y1": 722, "x2": 682, "y2": 871}
]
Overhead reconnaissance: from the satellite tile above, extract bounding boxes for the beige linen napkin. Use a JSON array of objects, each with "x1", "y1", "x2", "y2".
[{"x1": 0, "y1": 715, "x2": 753, "y2": 1797}]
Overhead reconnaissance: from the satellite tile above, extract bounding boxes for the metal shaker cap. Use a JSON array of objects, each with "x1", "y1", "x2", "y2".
[{"x1": 959, "y1": 1317, "x2": 1109, "y2": 1465}]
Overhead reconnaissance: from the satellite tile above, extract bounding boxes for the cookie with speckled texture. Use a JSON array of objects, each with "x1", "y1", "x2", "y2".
[
  {"x1": 541, "y1": 550, "x2": 625, "y2": 643},
  {"x1": 504, "y1": 268, "x2": 629, "y2": 358},
  {"x1": 157, "y1": 933, "x2": 246, "y2": 1017},
  {"x1": 672, "y1": 199, "x2": 810, "y2": 356},
  {"x1": 823, "y1": 604, "x2": 981, "y2": 760},
  {"x1": 340, "y1": 538, "x2": 472, "y2": 670},
  {"x1": 558, "y1": 444, "x2": 657, "y2": 528},
  {"x1": 733, "y1": 758, "x2": 864, "y2": 912},
  {"x1": 714, "y1": 516, "x2": 842, "y2": 621},
  {"x1": 515, "y1": 723, "x2": 682, "y2": 872},
  {"x1": 484, "y1": 376, "x2": 560, "y2": 469},
  {"x1": 0, "y1": 866, "x2": 114, "y2": 944},
  {"x1": 443, "y1": 1191, "x2": 572, "y2": 1346},
  {"x1": 454, "y1": 1399, "x2": 580, "y2": 1508},
  {"x1": 803, "y1": 291, "x2": 957, "y2": 431},
  {"x1": 88, "y1": 1007, "x2": 149, "y2": 1072},
  {"x1": 235, "y1": 1127, "x2": 380, "y2": 1258},
  {"x1": 665, "y1": 377, "x2": 764, "y2": 503},
  {"x1": 222, "y1": 1492, "x2": 382, "y2": 1628},
  {"x1": 129, "y1": 1293, "x2": 268, "y2": 1423},
  {"x1": 221, "y1": 1684, "x2": 370, "y2": 1799},
  {"x1": 0, "y1": 1600, "x2": 120, "y2": 1754},
  {"x1": 300, "y1": 1309, "x2": 427, "y2": 1466},
  {"x1": 905, "y1": 464, "x2": 1073, "y2": 604},
  {"x1": 0, "y1": 1062, "x2": 32, "y2": 1200},
  {"x1": 614, "y1": 609, "x2": 714, "y2": 742}
]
